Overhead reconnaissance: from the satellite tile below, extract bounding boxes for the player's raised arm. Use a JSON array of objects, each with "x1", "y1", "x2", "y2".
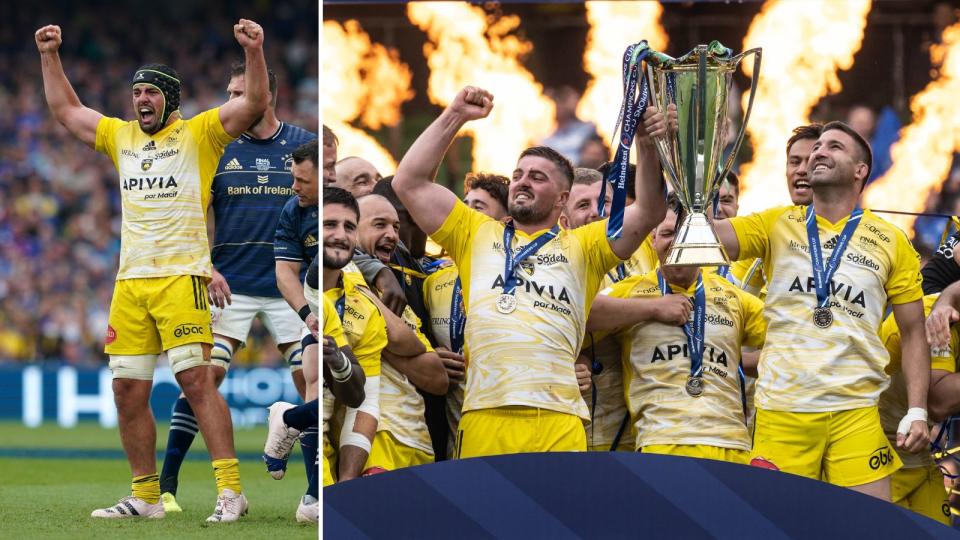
[
  {"x1": 610, "y1": 106, "x2": 669, "y2": 259},
  {"x1": 218, "y1": 19, "x2": 269, "y2": 138},
  {"x1": 35, "y1": 25, "x2": 103, "y2": 148},
  {"x1": 393, "y1": 86, "x2": 493, "y2": 236}
]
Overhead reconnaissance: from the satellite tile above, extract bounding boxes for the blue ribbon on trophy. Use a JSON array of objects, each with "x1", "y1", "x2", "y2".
[{"x1": 598, "y1": 42, "x2": 651, "y2": 239}]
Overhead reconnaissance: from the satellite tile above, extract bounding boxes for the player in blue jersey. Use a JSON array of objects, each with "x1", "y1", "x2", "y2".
[
  {"x1": 269, "y1": 138, "x2": 321, "y2": 519},
  {"x1": 158, "y1": 63, "x2": 316, "y2": 512}
]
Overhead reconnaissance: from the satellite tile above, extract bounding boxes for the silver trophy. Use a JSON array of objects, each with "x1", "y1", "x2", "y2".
[{"x1": 646, "y1": 42, "x2": 761, "y2": 267}]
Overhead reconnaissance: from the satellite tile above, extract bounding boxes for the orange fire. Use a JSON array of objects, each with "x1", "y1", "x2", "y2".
[
  {"x1": 322, "y1": 20, "x2": 414, "y2": 174},
  {"x1": 863, "y1": 22, "x2": 960, "y2": 235},
  {"x1": 737, "y1": 0, "x2": 872, "y2": 214},
  {"x1": 406, "y1": 1, "x2": 555, "y2": 175},
  {"x1": 578, "y1": 1, "x2": 668, "y2": 144}
]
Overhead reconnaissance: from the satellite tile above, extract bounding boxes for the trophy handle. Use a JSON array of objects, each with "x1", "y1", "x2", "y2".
[
  {"x1": 716, "y1": 47, "x2": 762, "y2": 187},
  {"x1": 645, "y1": 64, "x2": 683, "y2": 194}
]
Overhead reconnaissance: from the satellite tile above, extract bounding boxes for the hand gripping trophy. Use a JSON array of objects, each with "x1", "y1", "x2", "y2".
[{"x1": 644, "y1": 41, "x2": 761, "y2": 266}]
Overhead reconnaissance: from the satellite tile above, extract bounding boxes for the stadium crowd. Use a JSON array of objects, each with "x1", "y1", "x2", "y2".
[{"x1": 0, "y1": 3, "x2": 316, "y2": 365}]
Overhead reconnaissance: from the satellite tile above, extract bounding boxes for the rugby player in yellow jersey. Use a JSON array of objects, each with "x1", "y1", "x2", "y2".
[
  {"x1": 321, "y1": 187, "x2": 432, "y2": 483},
  {"x1": 714, "y1": 121, "x2": 930, "y2": 500},
  {"x1": 562, "y1": 168, "x2": 680, "y2": 452},
  {"x1": 320, "y1": 294, "x2": 365, "y2": 488},
  {"x1": 354, "y1": 194, "x2": 448, "y2": 472},
  {"x1": 589, "y1": 195, "x2": 766, "y2": 462},
  {"x1": 36, "y1": 20, "x2": 269, "y2": 521},
  {"x1": 393, "y1": 86, "x2": 668, "y2": 457},
  {"x1": 878, "y1": 294, "x2": 954, "y2": 524}
]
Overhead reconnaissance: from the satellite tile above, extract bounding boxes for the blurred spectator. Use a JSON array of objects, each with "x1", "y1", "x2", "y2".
[
  {"x1": 0, "y1": 1, "x2": 316, "y2": 365},
  {"x1": 540, "y1": 85, "x2": 598, "y2": 165},
  {"x1": 577, "y1": 136, "x2": 609, "y2": 170}
]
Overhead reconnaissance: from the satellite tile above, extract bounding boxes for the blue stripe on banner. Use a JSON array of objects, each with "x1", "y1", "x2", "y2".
[
  {"x1": 321, "y1": 504, "x2": 372, "y2": 540},
  {"x1": 327, "y1": 466, "x2": 499, "y2": 539},
  {"x1": 413, "y1": 459, "x2": 579, "y2": 540},
  {"x1": 615, "y1": 454, "x2": 789, "y2": 540}
]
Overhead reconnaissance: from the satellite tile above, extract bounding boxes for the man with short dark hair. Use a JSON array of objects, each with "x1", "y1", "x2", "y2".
[
  {"x1": 714, "y1": 121, "x2": 930, "y2": 500},
  {"x1": 786, "y1": 123, "x2": 824, "y2": 206},
  {"x1": 393, "y1": 86, "x2": 668, "y2": 457},
  {"x1": 464, "y1": 173, "x2": 509, "y2": 220}
]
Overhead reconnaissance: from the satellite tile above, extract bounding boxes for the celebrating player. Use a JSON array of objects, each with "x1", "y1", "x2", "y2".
[
  {"x1": 36, "y1": 19, "x2": 268, "y2": 521},
  {"x1": 392, "y1": 86, "x2": 667, "y2": 457},
  {"x1": 714, "y1": 121, "x2": 929, "y2": 500}
]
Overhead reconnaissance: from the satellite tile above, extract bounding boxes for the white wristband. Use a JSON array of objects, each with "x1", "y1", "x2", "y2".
[
  {"x1": 341, "y1": 432, "x2": 372, "y2": 453},
  {"x1": 896, "y1": 407, "x2": 928, "y2": 436},
  {"x1": 330, "y1": 351, "x2": 352, "y2": 382}
]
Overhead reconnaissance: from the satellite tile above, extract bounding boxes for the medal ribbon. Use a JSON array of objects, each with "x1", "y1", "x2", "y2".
[
  {"x1": 657, "y1": 270, "x2": 706, "y2": 380},
  {"x1": 599, "y1": 43, "x2": 651, "y2": 239},
  {"x1": 449, "y1": 277, "x2": 465, "y2": 354},
  {"x1": 805, "y1": 205, "x2": 863, "y2": 311},
  {"x1": 501, "y1": 222, "x2": 560, "y2": 297},
  {"x1": 335, "y1": 294, "x2": 345, "y2": 322}
]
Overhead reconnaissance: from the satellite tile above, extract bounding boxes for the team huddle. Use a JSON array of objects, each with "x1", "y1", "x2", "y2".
[
  {"x1": 323, "y1": 84, "x2": 960, "y2": 526},
  {"x1": 36, "y1": 19, "x2": 320, "y2": 523}
]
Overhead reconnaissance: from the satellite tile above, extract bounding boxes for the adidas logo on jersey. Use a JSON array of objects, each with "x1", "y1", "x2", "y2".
[
  {"x1": 225, "y1": 158, "x2": 243, "y2": 171},
  {"x1": 142, "y1": 140, "x2": 156, "y2": 151}
]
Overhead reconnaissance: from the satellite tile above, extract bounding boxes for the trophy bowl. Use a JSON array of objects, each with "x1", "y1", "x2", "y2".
[{"x1": 646, "y1": 42, "x2": 761, "y2": 267}]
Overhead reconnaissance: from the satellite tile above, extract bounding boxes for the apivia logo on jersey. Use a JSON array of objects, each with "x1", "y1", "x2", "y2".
[
  {"x1": 122, "y1": 176, "x2": 180, "y2": 200},
  {"x1": 4, "y1": 365, "x2": 301, "y2": 428}
]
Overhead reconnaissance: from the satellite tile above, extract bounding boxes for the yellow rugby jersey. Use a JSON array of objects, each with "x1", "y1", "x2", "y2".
[
  {"x1": 432, "y1": 200, "x2": 621, "y2": 420},
  {"x1": 322, "y1": 273, "x2": 387, "y2": 438},
  {"x1": 727, "y1": 258, "x2": 767, "y2": 299},
  {"x1": 605, "y1": 270, "x2": 766, "y2": 450},
  {"x1": 322, "y1": 295, "x2": 349, "y2": 349},
  {"x1": 377, "y1": 305, "x2": 434, "y2": 455},
  {"x1": 95, "y1": 109, "x2": 234, "y2": 279},
  {"x1": 583, "y1": 235, "x2": 658, "y2": 449},
  {"x1": 878, "y1": 294, "x2": 957, "y2": 468},
  {"x1": 730, "y1": 205, "x2": 923, "y2": 412},
  {"x1": 422, "y1": 261, "x2": 466, "y2": 447}
]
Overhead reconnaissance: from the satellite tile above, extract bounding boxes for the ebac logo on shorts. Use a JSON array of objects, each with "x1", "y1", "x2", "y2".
[
  {"x1": 868, "y1": 446, "x2": 893, "y2": 470},
  {"x1": 173, "y1": 323, "x2": 204, "y2": 338}
]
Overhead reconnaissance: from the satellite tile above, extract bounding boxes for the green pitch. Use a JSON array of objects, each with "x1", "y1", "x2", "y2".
[{"x1": 0, "y1": 422, "x2": 317, "y2": 539}]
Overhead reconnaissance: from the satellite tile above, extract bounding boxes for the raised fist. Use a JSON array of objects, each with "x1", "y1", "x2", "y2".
[
  {"x1": 449, "y1": 86, "x2": 494, "y2": 122},
  {"x1": 234, "y1": 19, "x2": 264, "y2": 49},
  {"x1": 35, "y1": 25, "x2": 62, "y2": 54}
]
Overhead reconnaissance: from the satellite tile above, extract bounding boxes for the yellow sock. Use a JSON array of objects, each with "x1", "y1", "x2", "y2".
[
  {"x1": 131, "y1": 473, "x2": 160, "y2": 504},
  {"x1": 212, "y1": 458, "x2": 242, "y2": 495}
]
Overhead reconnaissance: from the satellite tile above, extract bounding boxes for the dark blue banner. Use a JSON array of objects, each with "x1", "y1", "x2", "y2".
[{"x1": 325, "y1": 452, "x2": 959, "y2": 539}]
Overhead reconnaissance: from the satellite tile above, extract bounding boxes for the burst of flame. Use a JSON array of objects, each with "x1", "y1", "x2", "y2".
[
  {"x1": 863, "y1": 22, "x2": 960, "y2": 235},
  {"x1": 407, "y1": 1, "x2": 555, "y2": 175},
  {"x1": 578, "y1": 1, "x2": 668, "y2": 145},
  {"x1": 322, "y1": 20, "x2": 414, "y2": 174},
  {"x1": 737, "y1": 0, "x2": 872, "y2": 214}
]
